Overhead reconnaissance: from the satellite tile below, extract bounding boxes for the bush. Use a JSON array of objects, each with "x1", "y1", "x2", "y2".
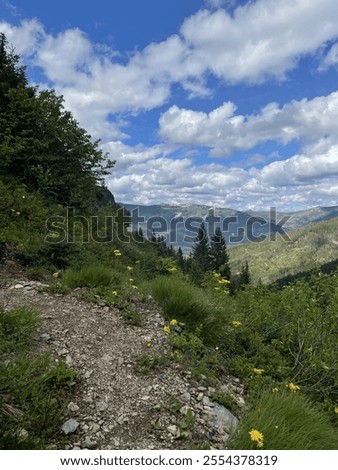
[{"x1": 229, "y1": 390, "x2": 338, "y2": 450}]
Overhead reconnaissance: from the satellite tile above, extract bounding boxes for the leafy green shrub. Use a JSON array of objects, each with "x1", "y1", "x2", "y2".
[{"x1": 229, "y1": 390, "x2": 338, "y2": 450}]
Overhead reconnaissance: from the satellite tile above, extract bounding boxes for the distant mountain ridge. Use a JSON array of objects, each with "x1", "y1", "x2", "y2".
[{"x1": 118, "y1": 202, "x2": 338, "y2": 253}]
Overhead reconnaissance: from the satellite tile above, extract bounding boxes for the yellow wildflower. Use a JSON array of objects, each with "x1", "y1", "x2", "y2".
[
  {"x1": 253, "y1": 368, "x2": 264, "y2": 375},
  {"x1": 272, "y1": 387, "x2": 279, "y2": 393},
  {"x1": 168, "y1": 267, "x2": 177, "y2": 272},
  {"x1": 249, "y1": 429, "x2": 264, "y2": 447},
  {"x1": 163, "y1": 326, "x2": 170, "y2": 334},
  {"x1": 232, "y1": 320, "x2": 241, "y2": 327},
  {"x1": 334, "y1": 407, "x2": 338, "y2": 414},
  {"x1": 147, "y1": 341, "x2": 152, "y2": 348},
  {"x1": 170, "y1": 319, "x2": 178, "y2": 326},
  {"x1": 213, "y1": 272, "x2": 220, "y2": 278},
  {"x1": 111, "y1": 290, "x2": 118, "y2": 296},
  {"x1": 127, "y1": 266, "x2": 133, "y2": 271},
  {"x1": 287, "y1": 382, "x2": 301, "y2": 392},
  {"x1": 129, "y1": 278, "x2": 134, "y2": 282},
  {"x1": 113, "y1": 249, "x2": 122, "y2": 257},
  {"x1": 15, "y1": 211, "x2": 21, "y2": 216},
  {"x1": 132, "y1": 285, "x2": 138, "y2": 289},
  {"x1": 53, "y1": 272, "x2": 59, "y2": 279}
]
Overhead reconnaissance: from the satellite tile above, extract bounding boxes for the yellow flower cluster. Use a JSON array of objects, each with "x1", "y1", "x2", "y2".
[
  {"x1": 287, "y1": 382, "x2": 301, "y2": 392},
  {"x1": 218, "y1": 278, "x2": 230, "y2": 285},
  {"x1": 163, "y1": 326, "x2": 170, "y2": 334},
  {"x1": 170, "y1": 319, "x2": 177, "y2": 326},
  {"x1": 113, "y1": 249, "x2": 122, "y2": 257},
  {"x1": 249, "y1": 429, "x2": 264, "y2": 448},
  {"x1": 232, "y1": 320, "x2": 242, "y2": 327},
  {"x1": 253, "y1": 368, "x2": 264, "y2": 375}
]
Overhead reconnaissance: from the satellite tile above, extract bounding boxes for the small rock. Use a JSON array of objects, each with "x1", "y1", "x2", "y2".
[
  {"x1": 66, "y1": 355, "x2": 73, "y2": 366},
  {"x1": 180, "y1": 392, "x2": 191, "y2": 403},
  {"x1": 68, "y1": 402, "x2": 80, "y2": 412},
  {"x1": 117, "y1": 357, "x2": 124, "y2": 367},
  {"x1": 61, "y1": 418, "x2": 79, "y2": 435},
  {"x1": 97, "y1": 401, "x2": 108, "y2": 412},
  {"x1": 167, "y1": 425, "x2": 178, "y2": 436},
  {"x1": 197, "y1": 386, "x2": 207, "y2": 392},
  {"x1": 90, "y1": 423, "x2": 101, "y2": 433},
  {"x1": 102, "y1": 354, "x2": 112, "y2": 362},
  {"x1": 141, "y1": 395, "x2": 150, "y2": 401},
  {"x1": 84, "y1": 370, "x2": 94, "y2": 379},
  {"x1": 40, "y1": 333, "x2": 51, "y2": 341},
  {"x1": 196, "y1": 392, "x2": 204, "y2": 402},
  {"x1": 82, "y1": 440, "x2": 97, "y2": 450},
  {"x1": 14, "y1": 284, "x2": 24, "y2": 289}
]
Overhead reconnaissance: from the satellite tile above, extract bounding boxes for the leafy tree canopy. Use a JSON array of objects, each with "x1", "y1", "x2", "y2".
[{"x1": 0, "y1": 33, "x2": 115, "y2": 209}]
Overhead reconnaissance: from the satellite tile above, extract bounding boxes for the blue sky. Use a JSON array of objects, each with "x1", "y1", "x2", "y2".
[{"x1": 1, "y1": 0, "x2": 338, "y2": 211}]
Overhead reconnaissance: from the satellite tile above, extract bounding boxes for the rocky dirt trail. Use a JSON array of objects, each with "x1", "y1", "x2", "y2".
[{"x1": 0, "y1": 275, "x2": 243, "y2": 450}]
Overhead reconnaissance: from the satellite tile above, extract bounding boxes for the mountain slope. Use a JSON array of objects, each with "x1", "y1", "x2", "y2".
[{"x1": 229, "y1": 216, "x2": 338, "y2": 284}]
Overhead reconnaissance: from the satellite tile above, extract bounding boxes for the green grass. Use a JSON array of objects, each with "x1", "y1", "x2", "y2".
[
  {"x1": 0, "y1": 306, "x2": 76, "y2": 449},
  {"x1": 229, "y1": 390, "x2": 338, "y2": 450},
  {"x1": 62, "y1": 265, "x2": 120, "y2": 288},
  {"x1": 149, "y1": 276, "x2": 228, "y2": 345}
]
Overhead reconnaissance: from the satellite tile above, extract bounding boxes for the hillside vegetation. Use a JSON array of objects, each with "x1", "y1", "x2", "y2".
[
  {"x1": 1, "y1": 33, "x2": 338, "y2": 450},
  {"x1": 229, "y1": 217, "x2": 338, "y2": 284}
]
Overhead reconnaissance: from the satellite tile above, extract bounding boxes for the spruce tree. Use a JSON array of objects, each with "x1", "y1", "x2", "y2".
[
  {"x1": 191, "y1": 221, "x2": 211, "y2": 273},
  {"x1": 210, "y1": 226, "x2": 231, "y2": 280},
  {"x1": 239, "y1": 261, "x2": 251, "y2": 288},
  {"x1": 176, "y1": 247, "x2": 185, "y2": 271}
]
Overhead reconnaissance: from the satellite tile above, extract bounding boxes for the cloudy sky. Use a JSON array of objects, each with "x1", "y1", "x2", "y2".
[{"x1": 1, "y1": 0, "x2": 338, "y2": 211}]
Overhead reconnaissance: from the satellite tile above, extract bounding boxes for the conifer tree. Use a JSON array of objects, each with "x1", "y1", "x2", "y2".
[
  {"x1": 191, "y1": 221, "x2": 211, "y2": 273},
  {"x1": 210, "y1": 226, "x2": 231, "y2": 280},
  {"x1": 176, "y1": 247, "x2": 185, "y2": 271},
  {"x1": 239, "y1": 261, "x2": 251, "y2": 288}
]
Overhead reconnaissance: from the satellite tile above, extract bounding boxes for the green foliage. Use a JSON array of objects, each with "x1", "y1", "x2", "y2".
[
  {"x1": 0, "y1": 34, "x2": 114, "y2": 209},
  {"x1": 134, "y1": 353, "x2": 168, "y2": 374},
  {"x1": 121, "y1": 307, "x2": 142, "y2": 326},
  {"x1": 178, "y1": 408, "x2": 196, "y2": 439},
  {"x1": 210, "y1": 226, "x2": 231, "y2": 279},
  {"x1": 0, "y1": 306, "x2": 75, "y2": 449},
  {"x1": 229, "y1": 390, "x2": 338, "y2": 450},
  {"x1": 62, "y1": 265, "x2": 119, "y2": 288},
  {"x1": 210, "y1": 391, "x2": 240, "y2": 417}
]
